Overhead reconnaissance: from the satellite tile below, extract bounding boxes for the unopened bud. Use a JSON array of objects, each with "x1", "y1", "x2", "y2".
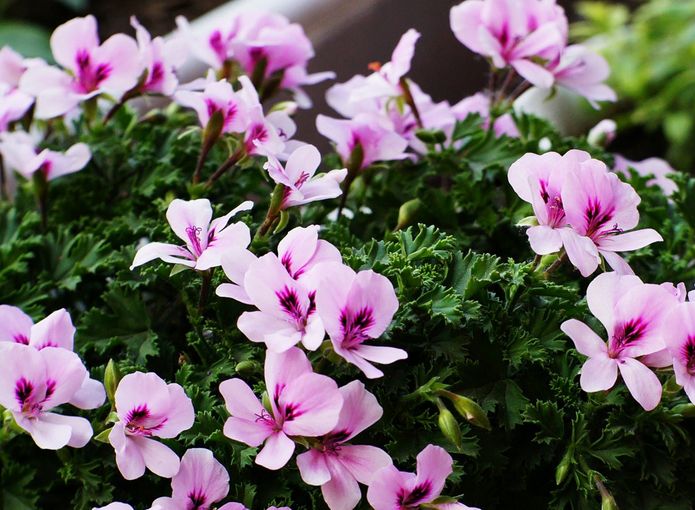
[
  {"x1": 596, "y1": 477, "x2": 620, "y2": 510},
  {"x1": 202, "y1": 109, "x2": 225, "y2": 148},
  {"x1": 104, "y1": 359, "x2": 122, "y2": 406},
  {"x1": 235, "y1": 360, "x2": 260, "y2": 376},
  {"x1": 673, "y1": 403, "x2": 695, "y2": 417},
  {"x1": 414, "y1": 128, "x2": 447, "y2": 145},
  {"x1": 663, "y1": 375, "x2": 681, "y2": 394},
  {"x1": 262, "y1": 392, "x2": 273, "y2": 415},
  {"x1": 555, "y1": 450, "x2": 572, "y2": 485},
  {"x1": 346, "y1": 142, "x2": 365, "y2": 175},
  {"x1": 587, "y1": 119, "x2": 617, "y2": 148},
  {"x1": 269, "y1": 101, "x2": 298, "y2": 115},
  {"x1": 439, "y1": 390, "x2": 491, "y2": 430},
  {"x1": 437, "y1": 399, "x2": 462, "y2": 451},
  {"x1": 394, "y1": 198, "x2": 421, "y2": 232}
]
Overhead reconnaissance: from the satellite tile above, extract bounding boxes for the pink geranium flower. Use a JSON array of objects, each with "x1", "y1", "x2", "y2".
[
  {"x1": 0, "y1": 131, "x2": 91, "y2": 181},
  {"x1": 220, "y1": 347, "x2": 343, "y2": 470},
  {"x1": 0, "y1": 84, "x2": 32, "y2": 131},
  {"x1": 561, "y1": 157, "x2": 662, "y2": 276},
  {"x1": 175, "y1": 79, "x2": 251, "y2": 135},
  {"x1": 662, "y1": 302, "x2": 695, "y2": 404},
  {"x1": 19, "y1": 15, "x2": 142, "y2": 119},
  {"x1": 450, "y1": 0, "x2": 568, "y2": 88},
  {"x1": 264, "y1": 144, "x2": 347, "y2": 209},
  {"x1": 549, "y1": 45, "x2": 616, "y2": 108},
  {"x1": 109, "y1": 372, "x2": 195, "y2": 480},
  {"x1": 152, "y1": 448, "x2": 231, "y2": 509},
  {"x1": 315, "y1": 263, "x2": 407, "y2": 379},
  {"x1": 316, "y1": 113, "x2": 409, "y2": 171},
  {"x1": 0, "y1": 343, "x2": 105, "y2": 449},
  {"x1": 452, "y1": 93, "x2": 519, "y2": 138},
  {"x1": 130, "y1": 198, "x2": 252, "y2": 271},
  {"x1": 367, "y1": 444, "x2": 479, "y2": 510},
  {"x1": 297, "y1": 381, "x2": 392, "y2": 510},
  {"x1": 561, "y1": 272, "x2": 679, "y2": 410},
  {"x1": 131, "y1": 16, "x2": 188, "y2": 97},
  {"x1": 0, "y1": 45, "x2": 43, "y2": 88},
  {"x1": 614, "y1": 154, "x2": 678, "y2": 197}
]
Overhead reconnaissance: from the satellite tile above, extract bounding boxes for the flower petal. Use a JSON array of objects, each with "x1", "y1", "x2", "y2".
[{"x1": 617, "y1": 357, "x2": 662, "y2": 411}]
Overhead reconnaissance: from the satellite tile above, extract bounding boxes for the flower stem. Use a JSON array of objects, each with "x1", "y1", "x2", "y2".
[
  {"x1": 198, "y1": 269, "x2": 213, "y2": 314},
  {"x1": 254, "y1": 183, "x2": 285, "y2": 241},
  {"x1": 542, "y1": 252, "x2": 568, "y2": 278},
  {"x1": 206, "y1": 146, "x2": 245, "y2": 188}
]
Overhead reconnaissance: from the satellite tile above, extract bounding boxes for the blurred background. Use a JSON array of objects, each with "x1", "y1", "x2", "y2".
[{"x1": 3, "y1": 0, "x2": 694, "y2": 170}]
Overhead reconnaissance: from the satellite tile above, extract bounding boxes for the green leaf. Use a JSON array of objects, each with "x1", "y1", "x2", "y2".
[{"x1": 523, "y1": 401, "x2": 566, "y2": 444}]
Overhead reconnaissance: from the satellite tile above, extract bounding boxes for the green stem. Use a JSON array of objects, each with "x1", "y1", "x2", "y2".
[
  {"x1": 198, "y1": 269, "x2": 213, "y2": 314},
  {"x1": 254, "y1": 183, "x2": 286, "y2": 241},
  {"x1": 206, "y1": 146, "x2": 245, "y2": 188},
  {"x1": 542, "y1": 252, "x2": 568, "y2": 279}
]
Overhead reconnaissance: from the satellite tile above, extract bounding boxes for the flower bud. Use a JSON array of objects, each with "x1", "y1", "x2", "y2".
[
  {"x1": 587, "y1": 119, "x2": 617, "y2": 148},
  {"x1": 439, "y1": 390, "x2": 491, "y2": 430},
  {"x1": 269, "y1": 101, "x2": 298, "y2": 115},
  {"x1": 394, "y1": 198, "x2": 420, "y2": 231},
  {"x1": 673, "y1": 403, "x2": 695, "y2": 417},
  {"x1": 555, "y1": 450, "x2": 572, "y2": 485},
  {"x1": 235, "y1": 360, "x2": 260, "y2": 376},
  {"x1": 414, "y1": 128, "x2": 447, "y2": 145},
  {"x1": 202, "y1": 109, "x2": 225, "y2": 148},
  {"x1": 596, "y1": 477, "x2": 620, "y2": 510},
  {"x1": 104, "y1": 359, "x2": 122, "y2": 406},
  {"x1": 437, "y1": 399, "x2": 462, "y2": 451}
]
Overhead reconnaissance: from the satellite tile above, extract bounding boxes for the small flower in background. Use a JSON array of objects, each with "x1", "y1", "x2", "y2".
[
  {"x1": 131, "y1": 16, "x2": 188, "y2": 97},
  {"x1": 109, "y1": 371, "x2": 195, "y2": 479},
  {"x1": 450, "y1": 0, "x2": 567, "y2": 88},
  {"x1": 0, "y1": 131, "x2": 91, "y2": 182},
  {"x1": 561, "y1": 272, "x2": 679, "y2": 410},
  {"x1": 0, "y1": 84, "x2": 33, "y2": 131},
  {"x1": 174, "y1": 79, "x2": 251, "y2": 135},
  {"x1": 614, "y1": 155, "x2": 678, "y2": 197},
  {"x1": 297, "y1": 380, "x2": 392, "y2": 510},
  {"x1": 316, "y1": 263, "x2": 406, "y2": 379},
  {"x1": 265, "y1": 144, "x2": 347, "y2": 210},
  {"x1": 151, "y1": 448, "x2": 231, "y2": 509},
  {"x1": 452, "y1": 92, "x2": 519, "y2": 138},
  {"x1": 220, "y1": 347, "x2": 343, "y2": 470},
  {"x1": 0, "y1": 343, "x2": 105, "y2": 449},
  {"x1": 130, "y1": 198, "x2": 253, "y2": 271},
  {"x1": 19, "y1": 15, "x2": 142, "y2": 119},
  {"x1": 548, "y1": 45, "x2": 616, "y2": 109},
  {"x1": 587, "y1": 119, "x2": 617, "y2": 147},
  {"x1": 367, "y1": 444, "x2": 480, "y2": 510}
]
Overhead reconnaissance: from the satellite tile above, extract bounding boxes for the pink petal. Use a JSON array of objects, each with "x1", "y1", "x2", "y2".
[
  {"x1": 558, "y1": 228, "x2": 600, "y2": 277},
  {"x1": 114, "y1": 372, "x2": 171, "y2": 424},
  {"x1": 560, "y1": 319, "x2": 607, "y2": 357},
  {"x1": 29, "y1": 308, "x2": 75, "y2": 350},
  {"x1": 280, "y1": 373, "x2": 342, "y2": 437},
  {"x1": 69, "y1": 377, "x2": 106, "y2": 410},
  {"x1": 92, "y1": 33, "x2": 143, "y2": 96},
  {"x1": 510, "y1": 23, "x2": 562, "y2": 61},
  {"x1": 237, "y1": 311, "x2": 302, "y2": 351},
  {"x1": 223, "y1": 416, "x2": 274, "y2": 447},
  {"x1": 641, "y1": 348, "x2": 674, "y2": 368},
  {"x1": 220, "y1": 248, "x2": 258, "y2": 287},
  {"x1": 284, "y1": 144, "x2": 321, "y2": 184},
  {"x1": 16, "y1": 412, "x2": 73, "y2": 450},
  {"x1": 527, "y1": 225, "x2": 563, "y2": 255},
  {"x1": 511, "y1": 59, "x2": 555, "y2": 89},
  {"x1": 585, "y1": 272, "x2": 642, "y2": 334},
  {"x1": 617, "y1": 357, "x2": 662, "y2": 411},
  {"x1": 387, "y1": 29, "x2": 420, "y2": 83},
  {"x1": 0, "y1": 344, "x2": 46, "y2": 412},
  {"x1": 347, "y1": 270, "x2": 399, "y2": 338},
  {"x1": 110, "y1": 423, "x2": 146, "y2": 480},
  {"x1": 296, "y1": 449, "x2": 331, "y2": 486},
  {"x1": 156, "y1": 382, "x2": 194, "y2": 438},
  {"x1": 132, "y1": 435, "x2": 181, "y2": 478},
  {"x1": 255, "y1": 431, "x2": 295, "y2": 470},
  {"x1": 449, "y1": 1, "x2": 486, "y2": 55},
  {"x1": 413, "y1": 444, "x2": 452, "y2": 503},
  {"x1": 332, "y1": 381, "x2": 383, "y2": 442},
  {"x1": 301, "y1": 316, "x2": 325, "y2": 351},
  {"x1": 580, "y1": 354, "x2": 617, "y2": 393},
  {"x1": 321, "y1": 456, "x2": 362, "y2": 510},
  {"x1": 50, "y1": 15, "x2": 100, "y2": 72},
  {"x1": 39, "y1": 347, "x2": 88, "y2": 409},
  {"x1": 130, "y1": 242, "x2": 195, "y2": 270},
  {"x1": 216, "y1": 283, "x2": 253, "y2": 305},
  {"x1": 600, "y1": 250, "x2": 634, "y2": 276},
  {"x1": 339, "y1": 444, "x2": 392, "y2": 485},
  {"x1": 367, "y1": 465, "x2": 411, "y2": 510},
  {"x1": 0, "y1": 304, "x2": 33, "y2": 345},
  {"x1": 265, "y1": 347, "x2": 313, "y2": 407},
  {"x1": 332, "y1": 343, "x2": 385, "y2": 379},
  {"x1": 355, "y1": 345, "x2": 408, "y2": 365},
  {"x1": 219, "y1": 378, "x2": 264, "y2": 420},
  {"x1": 40, "y1": 412, "x2": 93, "y2": 448},
  {"x1": 172, "y1": 448, "x2": 230, "y2": 504},
  {"x1": 597, "y1": 229, "x2": 662, "y2": 253},
  {"x1": 277, "y1": 226, "x2": 320, "y2": 278},
  {"x1": 166, "y1": 198, "x2": 213, "y2": 248},
  {"x1": 195, "y1": 222, "x2": 251, "y2": 271},
  {"x1": 41, "y1": 143, "x2": 91, "y2": 181}
]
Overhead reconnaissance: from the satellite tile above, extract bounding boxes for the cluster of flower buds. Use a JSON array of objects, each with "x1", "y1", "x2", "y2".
[{"x1": 508, "y1": 150, "x2": 662, "y2": 277}]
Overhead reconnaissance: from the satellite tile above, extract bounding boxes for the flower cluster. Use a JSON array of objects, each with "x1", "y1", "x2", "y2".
[{"x1": 508, "y1": 150, "x2": 662, "y2": 276}]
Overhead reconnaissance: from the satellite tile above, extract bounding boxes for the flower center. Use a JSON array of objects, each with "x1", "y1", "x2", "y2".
[{"x1": 340, "y1": 307, "x2": 374, "y2": 349}]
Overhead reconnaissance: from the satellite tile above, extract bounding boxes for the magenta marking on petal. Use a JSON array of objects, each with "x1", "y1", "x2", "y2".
[
  {"x1": 187, "y1": 490, "x2": 206, "y2": 508},
  {"x1": 340, "y1": 307, "x2": 375, "y2": 349},
  {"x1": 294, "y1": 172, "x2": 310, "y2": 190},
  {"x1": 585, "y1": 200, "x2": 615, "y2": 238},
  {"x1": 44, "y1": 379, "x2": 56, "y2": 400},
  {"x1": 206, "y1": 99, "x2": 219, "y2": 118},
  {"x1": 307, "y1": 291, "x2": 316, "y2": 316},
  {"x1": 223, "y1": 103, "x2": 238, "y2": 128},
  {"x1": 609, "y1": 318, "x2": 647, "y2": 357},
  {"x1": 209, "y1": 30, "x2": 227, "y2": 62},
  {"x1": 186, "y1": 225, "x2": 204, "y2": 256},
  {"x1": 15, "y1": 378, "x2": 33, "y2": 407},
  {"x1": 39, "y1": 161, "x2": 51, "y2": 178},
  {"x1": 399, "y1": 482, "x2": 432, "y2": 507},
  {"x1": 14, "y1": 334, "x2": 29, "y2": 345},
  {"x1": 276, "y1": 286, "x2": 305, "y2": 324},
  {"x1": 682, "y1": 336, "x2": 695, "y2": 374},
  {"x1": 282, "y1": 402, "x2": 304, "y2": 422},
  {"x1": 125, "y1": 404, "x2": 165, "y2": 436},
  {"x1": 148, "y1": 62, "x2": 164, "y2": 86}
]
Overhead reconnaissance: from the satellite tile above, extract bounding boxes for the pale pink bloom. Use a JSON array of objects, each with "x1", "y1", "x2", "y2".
[
  {"x1": 297, "y1": 381, "x2": 392, "y2": 510},
  {"x1": 549, "y1": 45, "x2": 616, "y2": 108},
  {"x1": 561, "y1": 158, "x2": 662, "y2": 276},
  {"x1": 19, "y1": 15, "x2": 142, "y2": 119},
  {"x1": 316, "y1": 113, "x2": 409, "y2": 170},
  {"x1": 174, "y1": 79, "x2": 250, "y2": 134},
  {"x1": 614, "y1": 155, "x2": 678, "y2": 197},
  {"x1": 237, "y1": 252, "x2": 325, "y2": 352},
  {"x1": 0, "y1": 343, "x2": 104, "y2": 449},
  {"x1": 109, "y1": 372, "x2": 195, "y2": 480},
  {"x1": 0, "y1": 130, "x2": 90, "y2": 181},
  {"x1": 237, "y1": 75, "x2": 296, "y2": 157},
  {"x1": 587, "y1": 119, "x2": 617, "y2": 147},
  {"x1": 561, "y1": 272, "x2": 679, "y2": 410},
  {"x1": 93, "y1": 504, "x2": 134, "y2": 510},
  {"x1": 220, "y1": 347, "x2": 343, "y2": 470},
  {"x1": 367, "y1": 444, "x2": 479, "y2": 510},
  {"x1": 507, "y1": 150, "x2": 589, "y2": 256},
  {"x1": 131, "y1": 17, "x2": 188, "y2": 97},
  {"x1": 130, "y1": 198, "x2": 253, "y2": 271},
  {"x1": 452, "y1": 92, "x2": 520, "y2": 138},
  {"x1": 0, "y1": 46, "x2": 44, "y2": 88},
  {"x1": 325, "y1": 75, "x2": 380, "y2": 120},
  {"x1": 450, "y1": 0, "x2": 568, "y2": 88},
  {"x1": 662, "y1": 302, "x2": 695, "y2": 404},
  {"x1": 151, "y1": 448, "x2": 231, "y2": 509},
  {"x1": 264, "y1": 144, "x2": 347, "y2": 209},
  {"x1": 0, "y1": 84, "x2": 33, "y2": 131},
  {"x1": 315, "y1": 263, "x2": 406, "y2": 379},
  {"x1": 216, "y1": 225, "x2": 341, "y2": 305}
]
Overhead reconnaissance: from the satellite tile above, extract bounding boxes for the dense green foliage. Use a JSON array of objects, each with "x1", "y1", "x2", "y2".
[{"x1": 1, "y1": 102, "x2": 695, "y2": 510}]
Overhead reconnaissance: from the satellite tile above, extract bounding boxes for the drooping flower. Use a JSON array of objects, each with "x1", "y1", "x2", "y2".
[
  {"x1": 367, "y1": 444, "x2": 479, "y2": 510},
  {"x1": 220, "y1": 347, "x2": 343, "y2": 470},
  {"x1": 109, "y1": 371, "x2": 195, "y2": 480},
  {"x1": 297, "y1": 381, "x2": 392, "y2": 510},
  {"x1": 614, "y1": 155, "x2": 678, "y2": 197},
  {"x1": 0, "y1": 343, "x2": 105, "y2": 449},
  {"x1": 0, "y1": 131, "x2": 91, "y2": 181},
  {"x1": 561, "y1": 272, "x2": 679, "y2": 410},
  {"x1": 315, "y1": 263, "x2": 406, "y2": 379},
  {"x1": 151, "y1": 448, "x2": 231, "y2": 509},
  {"x1": 316, "y1": 114, "x2": 409, "y2": 171},
  {"x1": 548, "y1": 45, "x2": 616, "y2": 108},
  {"x1": 561, "y1": 157, "x2": 662, "y2": 276},
  {"x1": 19, "y1": 15, "x2": 142, "y2": 119},
  {"x1": 236, "y1": 252, "x2": 325, "y2": 352},
  {"x1": 507, "y1": 150, "x2": 589, "y2": 256},
  {"x1": 174, "y1": 79, "x2": 251, "y2": 135},
  {"x1": 264, "y1": 144, "x2": 347, "y2": 210},
  {"x1": 450, "y1": 0, "x2": 568, "y2": 88},
  {"x1": 131, "y1": 16, "x2": 188, "y2": 97},
  {"x1": 130, "y1": 198, "x2": 253, "y2": 271}
]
